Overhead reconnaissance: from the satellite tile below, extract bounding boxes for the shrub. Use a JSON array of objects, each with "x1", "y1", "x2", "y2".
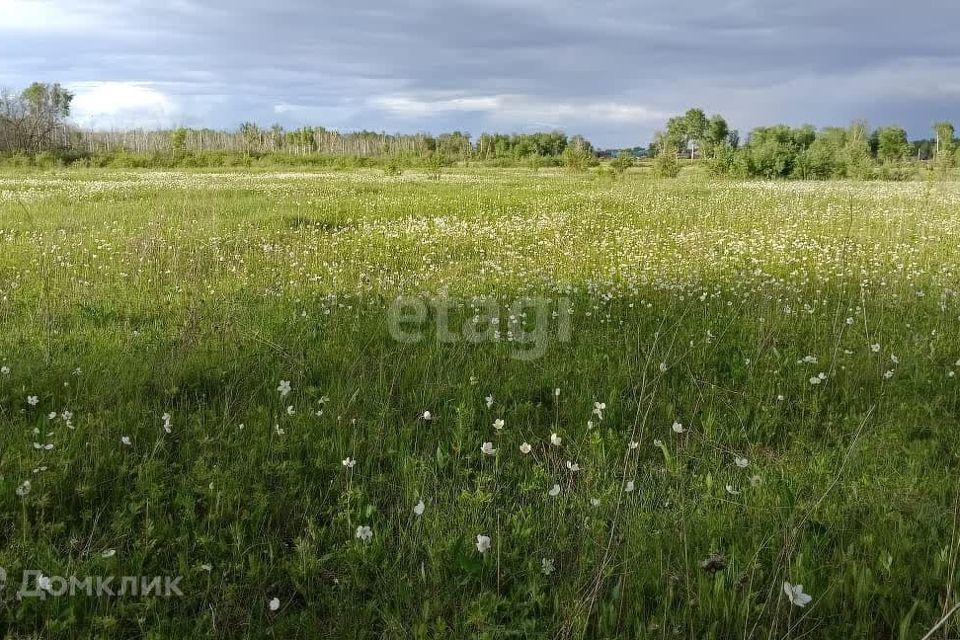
[{"x1": 653, "y1": 151, "x2": 681, "y2": 178}]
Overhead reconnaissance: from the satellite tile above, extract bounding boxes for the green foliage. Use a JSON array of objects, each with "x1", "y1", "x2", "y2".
[
  {"x1": 609, "y1": 151, "x2": 633, "y2": 175},
  {"x1": 875, "y1": 126, "x2": 911, "y2": 163},
  {"x1": 384, "y1": 158, "x2": 403, "y2": 177},
  {"x1": 425, "y1": 152, "x2": 443, "y2": 179},
  {"x1": 476, "y1": 131, "x2": 571, "y2": 161},
  {"x1": 20, "y1": 81, "x2": 73, "y2": 119},
  {"x1": 526, "y1": 154, "x2": 545, "y2": 173},
  {"x1": 705, "y1": 143, "x2": 738, "y2": 177},
  {"x1": 933, "y1": 121, "x2": 956, "y2": 159},
  {"x1": 561, "y1": 139, "x2": 595, "y2": 172},
  {"x1": 652, "y1": 148, "x2": 681, "y2": 177},
  {"x1": 169, "y1": 128, "x2": 188, "y2": 158},
  {"x1": 659, "y1": 108, "x2": 732, "y2": 159},
  {"x1": 0, "y1": 82, "x2": 74, "y2": 152}
]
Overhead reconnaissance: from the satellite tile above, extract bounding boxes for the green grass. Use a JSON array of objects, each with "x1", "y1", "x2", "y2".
[{"x1": 1, "y1": 167, "x2": 959, "y2": 638}]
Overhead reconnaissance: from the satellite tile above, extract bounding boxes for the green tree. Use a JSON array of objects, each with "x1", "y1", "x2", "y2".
[
  {"x1": 170, "y1": 127, "x2": 188, "y2": 158},
  {"x1": 703, "y1": 115, "x2": 730, "y2": 157},
  {"x1": 682, "y1": 108, "x2": 709, "y2": 158},
  {"x1": 2, "y1": 82, "x2": 74, "y2": 151},
  {"x1": 238, "y1": 122, "x2": 263, "y2": 153},
  {"x1": 610, "y1": 150, "x2": 633, "y2": 175},
  {"x1": 652, "y1": 133, "x2": 681, "y2": 177},
  {"x1": 875, "y1": 126, "x2": 910, "y2": 163},
  {"x1": 842, "y1": 120, "x2": 873, "y2": 179},
  {"x1": 741, "y1": 125, "x2": 814, "y2": 179},
  {"x1": 933, "y1": 121, "x2": 955, "y2": 158},
  {"x1": 659, "y1": 109, "x2": 731, "y2": 159}
]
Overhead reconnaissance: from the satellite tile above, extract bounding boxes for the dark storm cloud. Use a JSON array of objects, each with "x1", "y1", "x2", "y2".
[{"x1": 1, "y1": 0, "x2": 958, "y2": 146}]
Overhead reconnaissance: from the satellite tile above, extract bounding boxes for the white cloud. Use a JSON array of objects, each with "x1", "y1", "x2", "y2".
[
  {"x1": 370, "y1": 93, "x2": 668, "y2": 127},
  {"x1": 371, "y1": 95, "x2": 506, "y2": 116},
  {"x1": 0, "y1": 0, "x2": 107, "y2": 32},
  {"x1": 68, "y1": 81, "x2": 180, "y2": 129}
]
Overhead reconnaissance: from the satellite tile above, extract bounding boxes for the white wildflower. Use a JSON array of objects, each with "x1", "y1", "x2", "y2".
[
  {"x1": 355, "y1": 525, "x2": 373, "y2": 542},
  {"x1": 541, "y1": 558, "x2": 555, "y2": 575},
  {"x1": 475, "y1": 534, "x2": 491, "y2": 553},
  {"x1": 783, "y1": 581, "x2": 812, "y2": 607}
]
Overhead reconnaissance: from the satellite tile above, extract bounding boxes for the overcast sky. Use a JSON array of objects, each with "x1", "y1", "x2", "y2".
[{"x1": 1, "y1": 0, "x2": 958, "y2": 147}]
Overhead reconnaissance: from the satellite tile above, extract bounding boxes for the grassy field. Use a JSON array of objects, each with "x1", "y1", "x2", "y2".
[{"x1": 1, "y1": 167, "x2": 959, "y2": 638}]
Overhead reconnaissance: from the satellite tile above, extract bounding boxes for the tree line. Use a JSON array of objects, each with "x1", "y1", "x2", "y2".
[
  {"x1": 2, "y1": 82, "x2": 956, "y2": 179},
  {"x1": 0, "y1": 82, "x2": 597, "y2": 169},
  {"x1": 651, "y1": 108, "x2": 958, "y2": 179}
]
